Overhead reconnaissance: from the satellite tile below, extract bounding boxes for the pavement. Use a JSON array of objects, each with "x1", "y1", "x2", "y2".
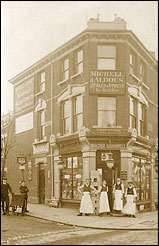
[{"x1": 22, "y1": 203, "x2": 159, "y2": 230}]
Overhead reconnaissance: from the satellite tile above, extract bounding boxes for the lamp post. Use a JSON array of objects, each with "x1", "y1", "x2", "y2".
[{"x1": 106, "y1": 152, "x2": 115, "y2": 169}]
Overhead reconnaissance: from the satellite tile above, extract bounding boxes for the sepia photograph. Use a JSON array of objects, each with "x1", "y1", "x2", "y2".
[{"x1": 1, "y1": 1, "x2": 158, "y2": 245}]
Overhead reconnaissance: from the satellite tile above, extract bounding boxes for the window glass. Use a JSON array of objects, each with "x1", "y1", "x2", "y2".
[
  {"x1": 41, "y1": 72, "x2": 45, "y2": 83},
  {"x1": 63, "y1": 100, "x2": 71, "y2": 117},
  {"x1": 64, "y1": 59, "x2": 69, "y2": 70},
  {"x1": 75, "y1": 114, "x2": 83, "y2": 131},
  {"x1": 75, "y1": 95, "x2": 83, "y2": 114},
  {"x1": 63, "y1": 118, "x2": 70, "y2": 134},
  {"x1": 98, "y1": 46, "x2": 116, "y2": 58},
  {"x1": 98, "y1": 97, "x2": 116, "y2": 110},
  {"x1": 77, "y1": 50, "x2": 83, "y2": 63},
  {"x1": 130, "y1": 54, "x2": 133, "y2": 65},
  {"x1": 98, "y1": 97, "x2": 116, "y2": 127}
]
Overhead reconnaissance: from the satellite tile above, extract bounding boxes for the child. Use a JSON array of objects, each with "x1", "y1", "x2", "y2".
[
  {"x1": 19, "y1": 180, "x2": 29, "y2": 214},
  {"x1": 113, "y1": 177, "x2": 124, "y2": 213},
  {"x1": 98, "y1": 180, "x2": 110, "y2": 217}
]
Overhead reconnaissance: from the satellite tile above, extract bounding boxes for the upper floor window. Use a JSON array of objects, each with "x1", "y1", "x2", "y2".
[
  {"x1": 73, "y1": 95, "x2": 83, "y2": 132},
  {"x1": 76, "y1": 50, "x2": 83, "y2": 74},
  {"x1": 40, "y1": 72, "x2": 45, "y2": 92},
  {"x1": 138, "y1": 102, "x2": 145, "y2": 136},
  {"x1": 98, "y1": 97, "x2": 116, "y2": 127},
  {"x1": 63, "y1": 58, "x2": 69, "y2": 81},
  {"x1": 39, "y1": 110, "x2": 45, "y2": 140},
  {"x1": 129, "y1": 97, "x2": 137, "y2": 129},
  {"x1": 129, "y1": 53, "x2": 136, "y2": 75},
  {"x1": 63, "y1": 100, "x2": 71, "y2": 134},
  {"x1": 139, "y1": 63, "x2": 146, "y2": 83},
  {"x1": 97, "y1": 45, "x2": 116, "y2": 70}
]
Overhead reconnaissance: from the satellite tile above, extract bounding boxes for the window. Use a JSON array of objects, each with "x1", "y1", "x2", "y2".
[
  {"x1": 139, "y1": 63, "x2": 146, "y2": 83},
  {"x1": 97, "y1": 45, "x2": 116, "y2": 70},
  {"x1": 129, "y1": 97, "x2": 137, "y2": 129},
  {"x1": 76, "y1": 50, "x2": 83, "y2": 74},
  {"x1": 61, "y1": 156, "x2": 83, "y2": 200},
  {"x1": 63, "y1": 100, "x2": 71, "y2": 134},
  {"x1": 98, "y1": 97, "x2": 116, "y2": 127},
  {"x1": 40, "y1": 72, "x2": 45, "y2": 92},
  {"x1": 39, "y1": 110, "x2": 45, "y2": 140},
  {"x1": 138, "y1": 102, "x2": 145, "y2": 136},
  {"x1": 129, "y1": 53, "x2": 136, "y2": 74},
  {"x1": 63, "y1": 58, "x2": 69, "y2": 80},
  {"x1": 73, "y1": 95, "x2": 83, "y2": 132}
]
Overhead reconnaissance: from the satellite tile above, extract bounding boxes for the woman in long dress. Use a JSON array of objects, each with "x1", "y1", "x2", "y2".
[
  {"x1": 77, "y1": 178, "x2": 95, "y2": 216},
  {"x1": 122, "y1": 181, "x2": 137, "y2": 218},
  {"x1": 98, "y1": 180, "x2": 110, "y2": 217}
]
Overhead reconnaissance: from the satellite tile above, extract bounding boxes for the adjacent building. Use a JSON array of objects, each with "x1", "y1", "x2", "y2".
[{"x1": 7, "y1": 16, "x2": 158, "y2": 212}]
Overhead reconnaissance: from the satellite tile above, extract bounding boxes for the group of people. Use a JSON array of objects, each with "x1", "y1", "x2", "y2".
[
  {"x1": 1, "y1": 177, "x2": 29, "y2": 215},
  {"x1": 77, "y1": 177, "x2": 137, "y2": 218}
]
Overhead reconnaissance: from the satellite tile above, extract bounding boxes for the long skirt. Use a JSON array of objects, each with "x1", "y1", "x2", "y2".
[
  {"x1": 99, "y1": 191, "x2": 110, "y2": 213},
  {"x1": 113, "y1": 190, "x2": 123, "y2": 210},
  {"x1": 122, "y1": 195, "x2": 136, "y2": 215},
  {"x1": 80, "y1": 192, "x2": 94, "y2": 214}
]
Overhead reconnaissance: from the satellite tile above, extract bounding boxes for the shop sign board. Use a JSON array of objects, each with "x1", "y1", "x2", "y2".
[
  {"x1": 14, "y1": 77, "x2": 34, "y2": 113},
  {"x1": 91, "y1": 143, "x2": 127, "y2": 150},
  {"x1": 90, "y1": 70, "x2": 125, "y2": 94},
  {"x1": 91, "y1": 127, "x2": 128, "y2": 136},
  {"x1": 17, "y1": 157, "x2": 26, "y2": 165}
]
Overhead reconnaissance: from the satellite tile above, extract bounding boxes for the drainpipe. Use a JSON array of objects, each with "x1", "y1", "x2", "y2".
[{"x1": 50, "y1": 58, "x2": 54, "y2": 197}]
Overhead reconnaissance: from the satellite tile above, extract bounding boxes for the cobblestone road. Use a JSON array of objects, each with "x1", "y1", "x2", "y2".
[{"x1": 1, "y1": 212, "x2": 158, "y2": 245}]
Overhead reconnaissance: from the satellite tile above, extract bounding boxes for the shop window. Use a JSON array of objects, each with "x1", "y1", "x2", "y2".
[
  {"x1": 73, "y1": 95, "x2": 83, "y2": 132},
  {"x1": 39, "y1": 110, "x2": 45, "y2": 140},
  {"x1": 131, "y1": 157, "x2": 150, "y2": 201},
  {"x1": 129, "y1": 53, "x2": 136, "y2": 75},
  {"x1": 98, "y1": 97, "x2": 116, "y2": 127},
  {"x1": 40, "y1": 72, "x2": 45, "y2": 92},
  {"x1": 76, "y1": 50, "x2": 83, "y2": 74},
  {"x1": 97, "y1": 45, "x2": 116, "y2": 70},
  {"x1": 61, "y1": 156, "x2": 83, "y2": 200},
  {"x1": 129, "y1": 97, "x2": 137, "y2": 129},
  {"x1": 62, "y1": 100, "x2": 71, "y2": 135},
  {"x1": 63, "y1": 58, "x2": 69, "y2": 81}
]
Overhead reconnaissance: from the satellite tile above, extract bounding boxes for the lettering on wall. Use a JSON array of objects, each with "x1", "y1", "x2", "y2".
[
  {"x1": 16, "y1": 112, "x2": 33, "y2": 134},
  {"x1": 90, "y1": 70, "x2": 125, "y2": 94},
  {"x1": 14, "y1": 77, "x2": 34, "y2": 113}
]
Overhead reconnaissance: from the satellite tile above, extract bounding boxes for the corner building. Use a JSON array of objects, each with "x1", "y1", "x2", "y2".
[{"x1": 9, "y1": 17, "x2": 158, "y2": 212}]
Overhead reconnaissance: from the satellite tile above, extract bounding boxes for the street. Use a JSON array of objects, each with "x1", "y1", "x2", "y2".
[{"x1": 1, "y1": 211, "x2": 158, "y2": 245}]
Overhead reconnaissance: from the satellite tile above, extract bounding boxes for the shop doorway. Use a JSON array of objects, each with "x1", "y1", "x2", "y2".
[{"x1": 39, "y1": 164, "x2": 45, "y2": 204}]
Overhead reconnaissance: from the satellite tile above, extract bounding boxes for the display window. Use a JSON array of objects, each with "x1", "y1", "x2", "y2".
[
  {"x1": 131, "y1": 156, "x2": 150, "y2": 201},
  {"x1": 61, "y1": 155, "x2": 83, "y2": 200}
]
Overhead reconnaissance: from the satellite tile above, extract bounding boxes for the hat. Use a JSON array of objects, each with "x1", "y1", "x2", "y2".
[
  {"x1": 20, "y1": 180, "x2": 25, "y2": 184},
  {"x1": 127, "y1": 180, "x2": 133, "y2": 184},
  {"x1": 3, "y1": 177, "x2": 7, "y2": 180}
]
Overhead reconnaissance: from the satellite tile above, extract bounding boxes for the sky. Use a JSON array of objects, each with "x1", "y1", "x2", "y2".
[{"x1": 1, "y1": 1, "x2": 158, "y2": 115}]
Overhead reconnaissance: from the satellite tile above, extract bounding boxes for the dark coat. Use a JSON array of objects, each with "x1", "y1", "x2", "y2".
[
  {"x1": 1, "y1": 183, "x2": 13, "y2": 200},
  {"x1": 20, "y1": 185, "x2": 29, "y2": 199}
]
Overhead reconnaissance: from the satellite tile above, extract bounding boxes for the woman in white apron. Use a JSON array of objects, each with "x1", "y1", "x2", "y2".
[
  {"x1": 98, "y1": 180, "x2": 110, "y2": 216},
  {"x1": 77, "y1": 178, "x2": 95, "y2": 216},
  {"x1": 122, "y1": 181, "x2": 137, "y2": 218},
  {"x1": 113, "y1": 177, "x2": 124, "y2": 213}
]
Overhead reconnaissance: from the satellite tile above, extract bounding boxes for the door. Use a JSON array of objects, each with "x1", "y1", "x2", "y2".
[{"x1": 39, "y1": 165, "x2": 45, "y2": 204}]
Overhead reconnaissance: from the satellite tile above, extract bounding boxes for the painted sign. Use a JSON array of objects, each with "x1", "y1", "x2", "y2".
[
  {"x1": 90, "y1": 70, "x2": 125, "y2": 94},
  {"x1": 14, "y1": 77, "x2": 34, "y2": 113}
]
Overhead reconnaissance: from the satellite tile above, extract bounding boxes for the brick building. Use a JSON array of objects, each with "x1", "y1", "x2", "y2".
[{"x1": 8, "y1": 16, "x2": 158, "y2": 212}]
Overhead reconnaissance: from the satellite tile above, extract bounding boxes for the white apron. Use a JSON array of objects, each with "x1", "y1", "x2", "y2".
[
  {"x1": 99, "y1": 191, "x2": 110, "y2": 213},
  {"x1": 80, "y1": 192, "x2": 94, "y2": 214},
  {"x1": 122, "y1": 195, "x2": 136, "y2": 215},
  {"x1": 113, "y1": 190, "x2": 123, "y2": 210}
]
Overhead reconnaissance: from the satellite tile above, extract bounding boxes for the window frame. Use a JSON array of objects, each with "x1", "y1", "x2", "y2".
[
  {"x1": 62, "y1": 99, "x2": 71, "y2": 135},
  {"x1": 39, "y1": 110, "x2": 45, "y2": 140},
  {"x1": 129, "y1": 96, "x2": 137, "y2": 129},
  {"x1": 73, "y1": 95, "x2": 83, "y2": 132},
  {"x1": 129, "y1": 53, "x2": 136, "y2": 75},
  {"x1": 40, "y1": 72, "x2": 45, "y2": 92},
  {"x1": 76, "y1": 50, "x2": 83, "y2": 74},
  {"x1": 98, "y1": 97, "x2": 116, "y2": 128},
  {"x1": 97, "y1": 45, "x2": 116, "y2": 70},
  {"x1": 63, "y1": 58, "x2": 69, "y2": 81}
]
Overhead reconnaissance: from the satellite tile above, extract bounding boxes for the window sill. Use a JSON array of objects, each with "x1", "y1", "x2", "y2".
[
  {"x1": 35, "y1": 90, "x2": 45, "y2": 96},
  {"x1": 33, "y1": 137, "x2": 48, "y2": 144},
  {"x1": 92, "y1": 125, "x2": 122, "y2": 129},
  {"x1": 70, "y1": 72, "x2": 83, "y2": 79},
  {"x1": 130, "y1": 73, "x2": 149, "y2": 90},
  {"x1": 57, "y1": 78, "x2": 69, "y2": 85}
]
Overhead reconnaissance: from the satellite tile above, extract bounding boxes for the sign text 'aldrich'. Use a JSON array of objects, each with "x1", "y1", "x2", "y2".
[{"x1": 90, "y1": 70, "x2": 125, "y2": 94}]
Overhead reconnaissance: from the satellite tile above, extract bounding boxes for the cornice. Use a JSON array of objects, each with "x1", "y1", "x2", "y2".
[{"x1": 9, "y1": 29, "x2": 157, "y2": 85}]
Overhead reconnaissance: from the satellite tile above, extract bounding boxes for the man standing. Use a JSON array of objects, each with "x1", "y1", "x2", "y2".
[
  {"x1": 113, "y1": 177, "x2": 124, "y2": 214},
  {"x1": 19, "y1": 180, "x2": 29, "y2": 213},
  {"x1": 1, "y1": 177, "x2": 14, "y2": 215}
]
